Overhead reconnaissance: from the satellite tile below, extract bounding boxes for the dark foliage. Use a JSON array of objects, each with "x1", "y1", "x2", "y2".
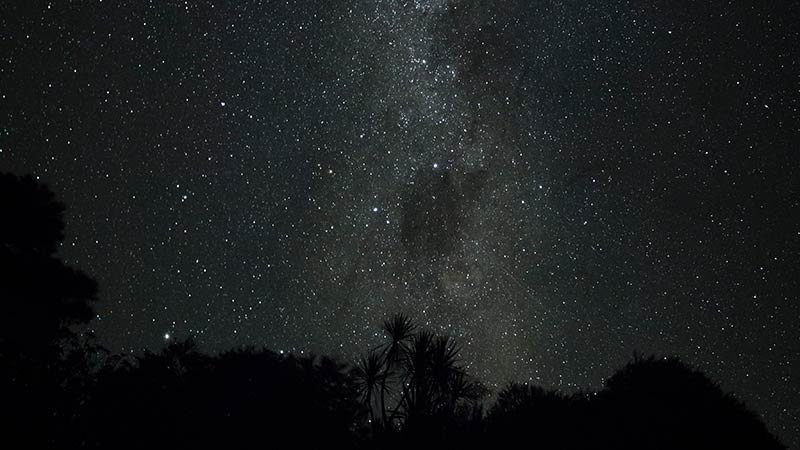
[
  {"x1": 486, "y1": 356, "x2": 785, "y2": 450},
  {"x1": 0, "y1": 173, "x2": 99, "y2": 447},
  {"x1": 487, "y1": 383, "x2": 592, "y2": 449},
  {"x1": 81, "y1": 341, "x2": 360, "y2": 449},
  {"x1": 0, "y1": 173, "x2": 98, "y2": 359},
  {"x1": 592, "y1": 355, "x2": 785, "y2": 450}
]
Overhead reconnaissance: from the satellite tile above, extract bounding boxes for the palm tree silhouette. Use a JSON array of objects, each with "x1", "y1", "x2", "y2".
[{"x1": 355, "y1": 314, "x2": 486, "y2": 439}]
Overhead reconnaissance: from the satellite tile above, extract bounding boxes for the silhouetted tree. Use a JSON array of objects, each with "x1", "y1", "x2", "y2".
[
  {"x1": 0, "y1": 172, "x2": 99, "y2": 447},
  {"x1": 592, "y1": 355, "x2": 785, "y2": 450},
  {"x1": 0, "y1": 173, "x2": 97, "y2": 359}
]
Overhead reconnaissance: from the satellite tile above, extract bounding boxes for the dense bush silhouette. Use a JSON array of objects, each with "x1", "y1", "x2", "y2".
[
  {"x1": 592, "y1": 356, "x2": 785, "y2": 450},
  {"x1": 487, "y1": 383, "x2": 592, "y2": 448},
  {"x1": 82, "y1": 340, "x2": 359, "y2": 449},
  {"x1": 485, "y1": 356, "x2": 785, "y2": 450},
  {"x1": 0, "y1": 172, "x2": 786, "y2": 449}
]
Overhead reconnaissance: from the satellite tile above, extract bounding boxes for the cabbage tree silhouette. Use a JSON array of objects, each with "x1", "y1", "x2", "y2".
[
  {"x1": 356, "y1": 314, "x2": 486, "y2": 447},
  {"x1": 378, "y1": 314, "x2": 416, "y2": 424}
]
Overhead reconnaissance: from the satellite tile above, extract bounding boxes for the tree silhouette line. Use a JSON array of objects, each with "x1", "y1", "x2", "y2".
[{"x1": 0, "y1": 172, "x2": 786, "y2": 449}]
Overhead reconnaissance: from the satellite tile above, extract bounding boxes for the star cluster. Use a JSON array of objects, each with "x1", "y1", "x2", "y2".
[{"x1": 1, "y1": 0, "x2": 798, "y2": 446}]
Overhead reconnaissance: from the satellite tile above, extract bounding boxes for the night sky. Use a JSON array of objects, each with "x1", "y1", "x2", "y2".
[{"x1": 2, "y1": 0, "x2": 798, "y2": 446}]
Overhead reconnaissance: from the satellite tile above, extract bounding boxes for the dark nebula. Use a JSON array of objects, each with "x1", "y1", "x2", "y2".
[{"x1": 400, "y1": 168, "x2": 487, "y2": 263}]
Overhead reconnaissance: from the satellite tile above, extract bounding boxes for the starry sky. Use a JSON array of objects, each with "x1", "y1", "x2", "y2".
[{"x1": 2, "y1": 0, "x2": 798, "y2": 446}]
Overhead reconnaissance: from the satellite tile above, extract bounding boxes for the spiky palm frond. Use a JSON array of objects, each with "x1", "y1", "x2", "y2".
[
  {"x1": 352, "y1": 351, "x2": 383, "y2": 401},
  {"x1": 380, "y1": 314, "x2": 416, "y2": 363},
  {"x1": 352, "y1": 349, "x2": 386, "y2": 426},
  {"x1": 431, "y1": 336, "x2": 460, "y2": 378}
]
